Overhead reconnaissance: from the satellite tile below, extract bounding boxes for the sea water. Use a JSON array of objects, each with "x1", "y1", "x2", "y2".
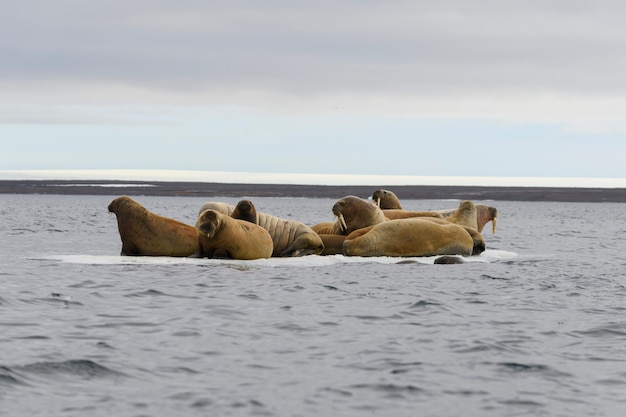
[{"x1": 1, "y1": 194, "x2": 626, "y2": 417}]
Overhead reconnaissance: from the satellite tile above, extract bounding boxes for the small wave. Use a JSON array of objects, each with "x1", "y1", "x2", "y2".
[
  {"x1": 348, "y1": 383, "x2": 426, "y2": 398},
  {"x1": 407, "y1": 299, "x2": 443, "y2": 309},
  {"x1": 20, "y1": 359, "x2": 122, "y2": 376},
  {"x1": 494, "y1": 361, "x2": 572, "y2": 377},
  {"x1": 124, "y1": 289, "x2": 200, "y2": 299},
  {"x1": 6, "y1": 359, "x2": 125, "y2": 383},
  {"x1": 573, "y1": 323, "x2": 626, "y2": 338},
  {"x1": 18, "y1": 293, "x2": 83, "y2": 307},
  {"x1": 0, "y1": 366, "x2": 27, "y2": 387}
]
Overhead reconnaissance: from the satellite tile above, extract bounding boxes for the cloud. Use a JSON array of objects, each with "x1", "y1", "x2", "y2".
[{"x1": 2, "y1": 1, "x2": 626, "y2": 129}]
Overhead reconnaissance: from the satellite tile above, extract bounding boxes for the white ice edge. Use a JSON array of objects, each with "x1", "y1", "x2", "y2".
[{"x1": 34, "y1": 250, "x2": 517, "y2": 266}]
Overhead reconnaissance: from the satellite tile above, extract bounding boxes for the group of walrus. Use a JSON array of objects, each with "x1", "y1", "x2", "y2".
[{"x1": 108, "y1": 189, "x2": 498, "y2": 264}]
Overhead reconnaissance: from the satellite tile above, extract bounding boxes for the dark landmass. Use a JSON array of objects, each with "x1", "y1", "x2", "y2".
[{"x1": 1, "y1": 180, "x2": 625, "y2": 202}]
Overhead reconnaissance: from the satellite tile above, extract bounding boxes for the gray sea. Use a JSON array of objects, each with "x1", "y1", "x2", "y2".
[{"x1": 1, "y1": 193, "x2": 626, "y2": 417}]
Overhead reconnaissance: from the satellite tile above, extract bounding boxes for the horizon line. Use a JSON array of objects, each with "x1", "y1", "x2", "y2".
[{"x1": 1, "y1": 169, "x2": 626, "y2": 188}]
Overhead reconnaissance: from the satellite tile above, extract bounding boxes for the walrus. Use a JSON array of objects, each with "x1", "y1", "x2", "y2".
[
  {"x1": 197, "y1": 201, "x2": 234, "y2": 217},
  {"x1": 311, "y1": 195, "x2": 387, "y2": 235},
  {"x1": 372, "y1": 189, "x2": 403, "y2": 209},
  {"x1": 382, "y1": 209, "x2": 444, "y2": 221},
  {"x1": 437, "y1": 204, "x2": 498, "y2": 234},
  {"x1": 372, "y1": 189, "x2": 446, "y2": 220},
  {"x1": 318, "y1": 234, "x2": 348, "y2": 255},
  {"x1": 197, "y1": 201, "x2": 324, "y2": 257},
  {"x1": 342, "y1": 218, "x2": 475, "y2": 257},
  {"x1": 195, "y1": 209, "x2": 273, "y2": 260},
  {"x1": 230, "y1": 199, "x2": 259, "y2": 224},
  {"x1": 372, "y1": 189, "x2": 498, "y2": 234},
  {"x1": 108, "y1": 196, "x2": 200, "y2": 257},
  {"x1": 434, "y1": 255, "x2": 466, "y2": 264},
  {"x1": 437, "y1": 200, "x2": 478, "y2": 230},
  {"x1": 414, "y1": 216, "x2": 485, "y2": 255}
]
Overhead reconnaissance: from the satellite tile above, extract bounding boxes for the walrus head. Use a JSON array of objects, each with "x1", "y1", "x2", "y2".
[
  {"x1": 195, "y1": 209, "x2": 221, "y2": 239},
  {"x1": 231, "y1": 199, "x2": 258, "y2": 224},
  {"x1": 371, "y1": 189, "x2": 403, "y2": 210},
  {"x1": 108, "y1": 195, "x2": 135, "y2": 213},
  {"x1": 332, "y1": 195, "x2": 387, "y2": 234},
  {"x1": 479, "y1": 205, "x2": 498, "y2": 234},
  {"x1": 107, "y1": 196, "x2": 149, "y2": 218}
]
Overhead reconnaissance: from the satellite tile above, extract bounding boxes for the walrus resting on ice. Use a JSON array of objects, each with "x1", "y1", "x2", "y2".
[
  {"x1": 108, "y1": 196, "x2": 200, "y2": 257},
  {"x1": 437, "y1": 204, "x2": 498, "y2": 234},
  {"x1": 311, "y1": 195, "x2": 387, "y2": 235},
  {"x1": 317, "y1": 234, "x2": 348, "y2": 255},
  {"x1": 342, "y1": 218, "x2": 474, "y2": 257},
  {"x1": 195, "y1": 209, "x2": 273, "y2": 260},
  {"x1": 415, "y1": 216, "x2": 485, "y2": 255},
  {"x1": 197, "y1": 201, "x2": 324, "y2": 257},
  {"x1": 372, "y1": 189, "x2": 403, "y2": 209},
  {"x1": 373, "y1": 189, "x2": 498, "y2": 234}
]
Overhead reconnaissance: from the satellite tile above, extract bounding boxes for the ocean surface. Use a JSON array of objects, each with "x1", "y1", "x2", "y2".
[{"x1": 1, "y1": 193, "x2": 626, "y2": 417}]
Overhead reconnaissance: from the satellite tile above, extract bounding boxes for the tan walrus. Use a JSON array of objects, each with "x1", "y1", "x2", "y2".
[
  {"x1": 108, "y1": 196, "x2": 200, "y2": 257},
  {"x1": 372, "y1": 189, "x2": 498, "y2": 233},
  {"x1": 312, "y1": 196, "x2": 483, "y2": 255},
  {"x1": 311, "y1": 195, "x2": 387, "y2": 235},
  {"x1": 197, "y1": 201, "x2": 324, "y2": 257},
  {"x1": 195, "y1": 209, "x2": 273, "y2": 260},
  {"x1": 437, "y1": 204, "x2": 498, "y2": 234},
  {"x1": 342, "y1": 218, "x2": 475, "y2": 257},
  {"x1": 372, "y1": 189, "x2": 403, "y2": 209}
]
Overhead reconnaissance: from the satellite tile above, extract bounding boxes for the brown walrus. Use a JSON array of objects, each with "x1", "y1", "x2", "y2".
[
  {"x1": 437, "y1": 200, "x2": 478, "y2": 230},
  {"x1": 416, "y1": 216, "x2": 485, "y2": 255},
  {"x1": 372, "y1": 189, "x2": 498, "y2": 234},
  {"x1": 437, "y1": 204, "x2": 498, "y2": 234},
  {"x1": 434, "y1": 255, "x2": 466, "y2": 264},
  {"x1": 342, "y1": 218, "x2": 475, "y2": 257},
  {"x1": 197, "y1": 201, "x2": 324, "y2": 257},
  {"x1": 311, "y1": 195, "x2": 387, "y2": 235},
  {"x1": 108, "y1": 196, "x2": 200, "y2": 257},
  {"x1": 198, "y1": 201, "x2": 234, "y2": 217},
  {"x1": 195, "y1": 209, "x2": 273, "y2": 260},
  {"x1": 372, "y1": 189, "x2": 446, "y2": 220},
  {"x1": 382, "y1": 209, "x2": 444, "y2": 221},
  {"x1": 311, "y1": 196, "x2": 483, "y2": 255},
  {"x1": 372, "y1": 189, "x2": 403, "y2": 209},
  {"x1": 230, "y1": 199, "x2": 259, "y2": 224},
  {"x1": 317, "y1": 234, "x2": 348, "y2": 255}
]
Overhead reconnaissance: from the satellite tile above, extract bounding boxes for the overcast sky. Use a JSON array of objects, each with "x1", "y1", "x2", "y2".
[{"x1": 2, "y1": 1, "x2": 626, "y2": 182}]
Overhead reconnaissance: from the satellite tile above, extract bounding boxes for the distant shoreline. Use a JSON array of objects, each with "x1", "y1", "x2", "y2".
[{"x1": 1, "y1": 180, "x2": 626, "y2": 202}]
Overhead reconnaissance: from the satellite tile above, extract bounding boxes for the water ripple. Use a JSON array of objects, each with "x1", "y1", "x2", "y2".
[{"x1": 0, "y1": 359, "x2": 126, "y2": 387}]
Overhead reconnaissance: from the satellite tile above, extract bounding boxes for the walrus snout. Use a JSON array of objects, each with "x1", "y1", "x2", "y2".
[
  {"x1": 197, "y1": 222, "x2": 211, "y2": 234},
  {"x1": 196, "y1": 210, "x2": 219, "y2": 238},
  {"x1": 331, "y1": 202, "x2": 348, "y2": 233}
]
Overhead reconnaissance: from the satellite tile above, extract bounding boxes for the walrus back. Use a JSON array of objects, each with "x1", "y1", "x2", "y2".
[
  {"x1": 109, "y1": 196, "x2": 200, "y2": 257},
  {"x1": 257, "y1": 212, "x2": 300, "y2": 255}
]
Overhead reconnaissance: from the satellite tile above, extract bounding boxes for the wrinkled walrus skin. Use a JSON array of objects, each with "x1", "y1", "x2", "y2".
[
  {"x1": 195, "y1": 209, "x2": 273, "y2": 260},
  {"x1": 108, "y1": 196, "x2": 200, "y2": 257},
  {"x1": 342, "y1": 218, "x2": 474, "y2": 257},
  {"x1": 197, "y1": 202, "x2": 324, "y2": 257}
]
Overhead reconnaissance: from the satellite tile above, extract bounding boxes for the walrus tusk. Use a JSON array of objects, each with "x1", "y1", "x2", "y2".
[
  {"x1": 492, "y1": 217, "x2": 497, "y2": 234},
  {"x1": 373, "y1": 198, "x2": 380, "y2": 208},
  {"x1": 337, "y1": 213, "x2": 348, "y2": 233}
]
